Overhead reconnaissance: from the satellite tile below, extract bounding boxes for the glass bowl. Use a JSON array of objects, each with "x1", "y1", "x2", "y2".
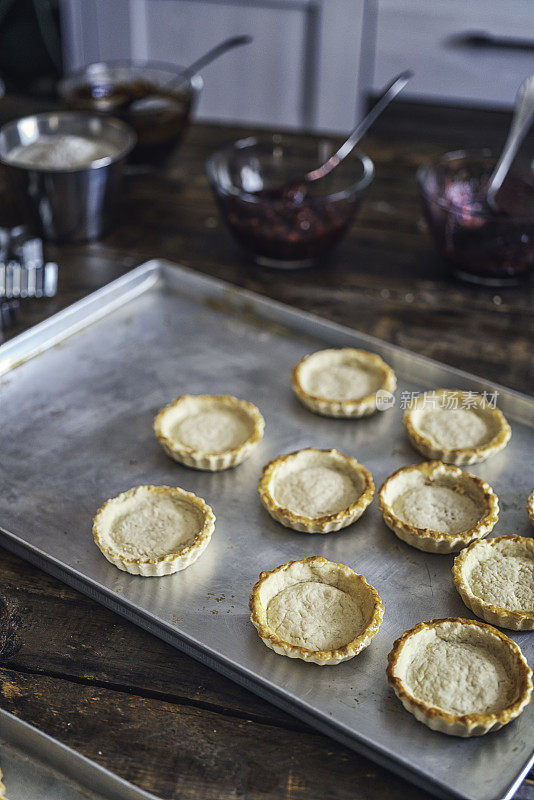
[
  {"x1": 206, "y1": 134, "x2": 374, "y2": 268},
  {"x1": 58, "y1": 61, "x2": 203, "y2": 163},
  {"x1": 418, "y1": 149, "x2": 534, "y2": 286}
]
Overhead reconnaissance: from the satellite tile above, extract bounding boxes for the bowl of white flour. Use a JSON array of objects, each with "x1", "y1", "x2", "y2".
[{"x1": 0, "y1": 112, "x2": 136, "y2": 242}]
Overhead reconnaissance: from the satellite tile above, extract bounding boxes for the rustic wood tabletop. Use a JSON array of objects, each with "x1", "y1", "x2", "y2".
[{"x1": 0, "y1": 97, "x2": 532, "y2": 800}]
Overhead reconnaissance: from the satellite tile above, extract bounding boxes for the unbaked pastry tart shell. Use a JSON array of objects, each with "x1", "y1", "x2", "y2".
[
  {"x1": 377, "y1": 461, "x2": 499, "y2": 553},
  {"x1": 291, "y1": 348, "x2": 396, "y2": 418},
  {"x1": 527, "y1": 489, "x2": 534, "y2": 527},
  {"x1": 403, "y1": 390, "x2": 511, "y2": 465},
  {"x1": 93, "y1": 485, "x2": 215, "y2": 576},
  {"x1": 258, "y1": 447, "x2": 375, "y2": 533},
  {"x1": 250, "y1": 556, "x2": 384, "y2": 665},
  {"x1": 154, "y1": 394, "x2": 264, "y2": 471},
  {"x1": 154, "y1": 394, "x2": 265, "y2": 472},
  {"x1": 387, "y1": 618, "x2": 532, "y2": 737},
  {"x1": 453, "y1": 536, "x2": 534, "y2": 630}
]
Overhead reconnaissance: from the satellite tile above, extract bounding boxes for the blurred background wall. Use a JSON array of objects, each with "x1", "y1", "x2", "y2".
[{"x1": 1, "y1": 0, "x2": 534, "y2": 132}]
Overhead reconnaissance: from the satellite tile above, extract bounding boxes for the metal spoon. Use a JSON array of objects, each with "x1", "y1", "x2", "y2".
[
  {"x1": 277, "y1": 69, "x2": 413, "y2": 200},
  {"x1": 124, "y1": 35, "x2": 253, "y2": 112},
  {"x1": 486, "y1": 73, "x2": 534, "y2": 211},
  {"x1": 168, "y1": 34, "x2": 252, "y2": 92}
]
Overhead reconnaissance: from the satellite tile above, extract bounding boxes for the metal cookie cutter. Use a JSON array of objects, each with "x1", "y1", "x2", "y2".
[{"x1": 0, "y1": 226, "x2": 58, "y2": 330}]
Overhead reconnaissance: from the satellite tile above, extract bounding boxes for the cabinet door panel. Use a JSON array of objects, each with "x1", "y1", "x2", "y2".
[
  {"x1": 372, "y1": 0, "x2": 534, "y2": 108},
  {"x1": 142, "y1": 0, "x2": 312, "y2": 128},
  {"x1": 60, "y1": 0, "x2": 365, "y2": 131},
  {"x1": 60, "y1": 0, "x2": 132, "y2": 70}
]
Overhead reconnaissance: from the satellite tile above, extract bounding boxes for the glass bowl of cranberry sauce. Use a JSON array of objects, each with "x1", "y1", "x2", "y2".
[
  {"x1": 418, "y1": 149, "x2": 534, "y2": 286},
  {"x1": 206, "y1": 134, "x2": 374, "y2": 268}
]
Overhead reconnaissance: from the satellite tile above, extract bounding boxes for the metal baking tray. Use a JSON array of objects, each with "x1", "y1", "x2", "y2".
[
  {"x1": 0, "y1": 259, "x2": 532, "y2": 800},
  {"x1": 0, "y1": 706, "x2": 160, "y2": 799}
]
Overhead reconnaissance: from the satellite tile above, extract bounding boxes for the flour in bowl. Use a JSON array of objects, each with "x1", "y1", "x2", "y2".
[{"x1": 7, "y1": 134, "x2": 120, "y2": 169}]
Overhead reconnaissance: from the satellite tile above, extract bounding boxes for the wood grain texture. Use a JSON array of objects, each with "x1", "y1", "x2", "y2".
[
  {"x1": 0, "y1": 97, "x2": 532, "y2": 799},
  {"x1": 0, "y1": 551, "x2": 430, "y2": 800},
  {"x1": 0, "y1": 663, "x2": 433, "y2": 800}
]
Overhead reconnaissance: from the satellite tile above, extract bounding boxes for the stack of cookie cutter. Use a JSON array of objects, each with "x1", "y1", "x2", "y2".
[{"x1": 0, "y1": 225, "x2": 58, "y2": 330}]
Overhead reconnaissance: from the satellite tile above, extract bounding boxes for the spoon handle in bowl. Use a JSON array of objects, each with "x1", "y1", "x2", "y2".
[
  {"x1": 305, "y1": 69, "x2": 413, "y2": 183},
  {"x1": 487, "y1": 73, "x2": 534, "y2": 207}
]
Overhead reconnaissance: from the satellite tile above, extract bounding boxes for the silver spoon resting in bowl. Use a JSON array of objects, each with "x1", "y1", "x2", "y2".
[
  {"x1": 124, "y1": 35, "x2": 253, "y2": 113},
  {"x1": 274, "y1": 69, "x2": 413, "y2": 201},
  {"x1": 486, "y1": 73, "x2": 534, "y2": 212}
]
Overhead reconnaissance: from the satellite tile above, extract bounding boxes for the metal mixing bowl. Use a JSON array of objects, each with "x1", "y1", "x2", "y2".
[{"x1": 0, "y1": 112, "x2": 136, "y2": 242}]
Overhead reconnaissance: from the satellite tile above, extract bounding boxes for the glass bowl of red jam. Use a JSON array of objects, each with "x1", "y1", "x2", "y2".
[
  {"x1": 418, "y1": 149, "x2": 534, "y2": 286},
  {"x1": 59, "y1": 61, "x2": 202, "y2": 164},
  {"x1": 206, "y1": 134, "x2": 374, "y2": 268}
]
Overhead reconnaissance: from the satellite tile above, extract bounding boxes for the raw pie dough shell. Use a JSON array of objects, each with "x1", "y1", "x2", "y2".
[
  {"x1": 250, "y1": 556, "x2": 384, "y2": 665},
  {"x1": 377, "y1": 461, "x2": 499, "y2": 553},
  {"x1": 258, "y1": 448, "x2": 375, "y2": 533},
  {"x1": 291, "y1": 348, "x2": 396, "y2": 418},
  {"x1": 387, "y1": 618, "x2": 532, "y2": 737},
  {"x1": 528, "y1": 489, "x2": 534, "y2": 527},
  {"x1": 93, "y1": 485, "x2": 215, "y2": 576},
  {"x1": 453, "y1": 536, "x2": 534, "y2": 630},
  {"x1": 403, "y1": 390, "x2": 511, "y2": 465},
  {"x1": 154, "y1": 394, "x2": 265, "y2": 471}
]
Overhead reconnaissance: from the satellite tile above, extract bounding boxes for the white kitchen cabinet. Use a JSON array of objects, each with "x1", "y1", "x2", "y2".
[
  {"x1": 60, "y1": 0, "x2": 366, "y2": 132},
  {"x1": 61, "y1": 0, "x2": 532, "y2": 132},
  {"x1": 367, "y1": 0, "x2": 534, "y2": 108}
]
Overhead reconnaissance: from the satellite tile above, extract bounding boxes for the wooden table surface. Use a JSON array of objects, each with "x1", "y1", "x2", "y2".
[{"x1": 0, "y1": 98, "x2": 533, "y2": 800}]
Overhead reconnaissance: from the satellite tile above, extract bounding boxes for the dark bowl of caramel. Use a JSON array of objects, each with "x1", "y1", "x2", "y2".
[
  {"x1": 418, "y1": 149, "x2": 534, "y2": 286},
  {"x1": 58, "y1": 61, "x2": 203, "y2": 164},
  {"x1": 207, "y1": 134, "x2": 374, "y2": 268}
]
